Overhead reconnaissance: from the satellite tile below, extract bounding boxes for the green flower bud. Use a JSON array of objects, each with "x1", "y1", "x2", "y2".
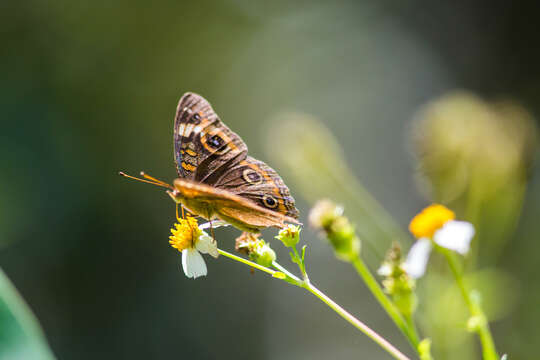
[
  {"x1": 308, "y1": 199, "x2": 343, "y2": 229},
  {"x1": 467, "y1": 315, "x2": 485, "y2": 332},
  {"x1": 235, "y1": 232, "x2": 276, "y2": 268},
  {"x1": 309, "y1": 200, "x2": 360, "y2": 262},
  {"x1": 392, "y1": 289, "x2": 418, "y2": 318},
  {"x1": 327, "y1": 217, "x2": 360, "y2": 261},
  {"x1": 249, "y1": 242, "x2": 276, "y2": 268},
  {"x1": 418, "y1": 338, "x2": 433, "y2": 360},
  {"x1": 275, "y1": 224, "x2": 301, "y2": 248},
  {"x1": 378, "y1": 243, "x2": 417, "y2": 316}
]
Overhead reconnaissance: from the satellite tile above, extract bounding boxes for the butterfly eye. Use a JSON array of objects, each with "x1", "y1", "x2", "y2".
[
  {"x1": 262, "y1": 195, "x2": 278, "y2": 209},
  {"x1": 193, "y1": 113, "x2": 201, "y2": 122},
  {"x1": 242, "y1": 169, "x2": 262, "y2": 184}
]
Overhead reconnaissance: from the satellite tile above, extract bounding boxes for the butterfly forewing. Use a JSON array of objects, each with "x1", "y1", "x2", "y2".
[{"x1": 174, "y1": 93, "x2": 247, "y2": 181}]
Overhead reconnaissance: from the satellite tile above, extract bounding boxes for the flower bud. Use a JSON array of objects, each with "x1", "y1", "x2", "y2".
[
  {"x1": 466, "y1": 315, "x2": 485, "y2": 332},
  {"x1": 275, "y1": 224, "x2": 301, "y2": 248},
  {"x1": 250, "y1": 242, "x2": 276, "y2": 268},
  {"x1": 308, "y1": 199, "x2": 343, "y2": 229},
  {"x1": 378, "y1": 242, "x2": 417, "y2": 316},
  {"x1": 418, "y1": 338, "x2": 433, "y2": 360},
  {"x1": 235, "y1": 232, "x2": 276, "y2": 268},
  {"x1": 309, "y1": 200, "x2": 360, "y2": 262}
]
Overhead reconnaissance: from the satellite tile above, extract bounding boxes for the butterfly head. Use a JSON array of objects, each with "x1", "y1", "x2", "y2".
[{"x1": 166, "y1": 188, "x2": 183, "y2": 204}]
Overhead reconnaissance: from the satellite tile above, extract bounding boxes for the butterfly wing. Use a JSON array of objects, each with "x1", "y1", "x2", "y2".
[
  {"x1": 212, "y1": 156, "x2": 299, "y2": 219},
  {"x1": 174, "y1": 92, "x2": 248, "y2": 182},
  {"x1": 173, "y1": 92, "x2": 299, "y2": 224},
  {"x1": 173, "y1": 178, "x2": 299, "y2": 232}
]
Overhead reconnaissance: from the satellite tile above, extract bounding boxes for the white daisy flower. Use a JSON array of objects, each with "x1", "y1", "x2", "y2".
[
  {"x1": 404, "y1": 204, "x2": 475, "y2": 279},
  {"x1": 170, "y1": 218, "x2": 227, "y2": 279}
]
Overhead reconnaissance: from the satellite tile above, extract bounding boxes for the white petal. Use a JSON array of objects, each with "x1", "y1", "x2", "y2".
[
  {"x1": 434, "y1": 220, "x2": 475, "y2": 255},
  {"x1": 195, "y1": 233, "x2": 219, "y2": 258},
  {"x1": 199, "y1": 220, "x2": 229, "y2": 230},
  {"x1": 182, "y1": 248, "x2": 207, "y2": 278},
  {"x1": 403, "y1": 238, "x2": 432, "y2": 279},
  {"x1": 377, "y1": 264, "x2": 392, "y2": 276}
]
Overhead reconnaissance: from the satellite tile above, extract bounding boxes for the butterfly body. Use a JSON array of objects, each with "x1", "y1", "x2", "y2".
[
  {"x1": 168, "y1": 178, "x2": 298, "y2": 233},
  {"x1": 171, "y1": 92, "x2": 299, "y2": 232}
]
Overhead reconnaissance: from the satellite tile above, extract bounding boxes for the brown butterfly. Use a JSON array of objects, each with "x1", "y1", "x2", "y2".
[{"x1": 121, "y1": 92, "x2": 299, "y2": 233}]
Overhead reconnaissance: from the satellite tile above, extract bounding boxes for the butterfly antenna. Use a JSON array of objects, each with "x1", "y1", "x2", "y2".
[
  {"x1": 118, "y1": 171, "x2": 173, "y2": 190},
  {"x1": 140, "y1": 171, "x2": 170, "y2": 186}
]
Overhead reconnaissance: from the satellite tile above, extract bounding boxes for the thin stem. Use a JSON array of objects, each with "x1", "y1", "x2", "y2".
[
  {"x1": 303, "y1": 281, "x2": 411, "y2": 360},
  {"x1": 351, "y1": 258, "x2": 420, "y2": 350},
  {"x1": 272, "y1": 261, "x2": 301, "y2": 282},
  {"x1": 442, "y1": 250, "x2": 498, "y2": 360},
  {"x1": 291, "y1": 246, "x2": 309, "y2": 281},
  {"x1": 217, "y1": 249, "x2": 282, "y2": 277},
  {"x1": 465, "y1": 174, "x2": 483, "y2": 269},
  {"x1": 218, "y1": 248, "x2": 410, "y2": 360},
  {"x1": 405, "y1": 315, "x2": 419, "y2": 344}
]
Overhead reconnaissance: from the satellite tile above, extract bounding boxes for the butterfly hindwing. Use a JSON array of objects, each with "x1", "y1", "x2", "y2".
[{"x1": 212, "y1": 156, "x2": 299, "y2": 219}]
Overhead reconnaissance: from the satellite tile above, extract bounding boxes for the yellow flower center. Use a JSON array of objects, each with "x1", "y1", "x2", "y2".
[
  {"x1": 169, "y1": 216, "x2": 202, "y2": 252},
  {"x1": 408, "y1": 204, "x2": 455, "y2": 239}
]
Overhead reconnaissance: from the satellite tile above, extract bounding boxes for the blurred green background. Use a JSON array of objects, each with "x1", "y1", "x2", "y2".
[{"x1": 2, "y1": 1, "x2": 540, "y2": 359}]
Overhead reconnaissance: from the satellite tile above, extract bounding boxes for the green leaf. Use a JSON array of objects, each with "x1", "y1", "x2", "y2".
[{"x1": 0, "y1": 268, "x2": 56, "y2": 360}]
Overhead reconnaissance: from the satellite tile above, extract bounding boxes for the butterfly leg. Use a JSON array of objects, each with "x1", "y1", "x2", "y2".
[
  {"x1": 175, "y1": 203, "x2": 188, "y2": 222},
  {"x1": 209, "y1": 220, "x2": 216, "y2": 241}
]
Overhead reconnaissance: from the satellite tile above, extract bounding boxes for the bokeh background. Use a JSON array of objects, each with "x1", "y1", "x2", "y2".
[{"x1": 2, "y1": 1, "x2": 540, "y2": 359}]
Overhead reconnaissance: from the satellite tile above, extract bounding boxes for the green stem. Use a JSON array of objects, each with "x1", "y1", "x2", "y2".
[
  {"x1": 351, "y1": 258, "x2": 420, "y2": 349},
  {"x1": 291, "y1": 246, "x2": 309, "y2": 281},
  {"x1": 302, "y1": 281, "x2": 411, "y2": 360},
  {"x1": 465, "y1": 174, "x2": 483, "y2": 269},
  {"x1": 218, "y1": 249, "x2": 410, "y2": 360},
  {"x1": 442, "y1": 250, "x2": 498, "y2": 360},
  {"x1": 218, "y1": 249, "x2": 285, "y2": 279},
  {"x1": 405, "y1": 315, "x2": 419, "y2": 344},
  {"x1": 272, "y1": 261, "x2": 301, "y2": 282}
]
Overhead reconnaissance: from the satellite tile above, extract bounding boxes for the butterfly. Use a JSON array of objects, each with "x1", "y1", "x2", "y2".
[{"x1": 121, "y1": 92, "x2": 299, "y2": 233}]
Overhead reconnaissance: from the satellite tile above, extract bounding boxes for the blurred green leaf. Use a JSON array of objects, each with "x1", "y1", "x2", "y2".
[{"x1": 0, "y1": 269, "x2": 55, "y2": 360}]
